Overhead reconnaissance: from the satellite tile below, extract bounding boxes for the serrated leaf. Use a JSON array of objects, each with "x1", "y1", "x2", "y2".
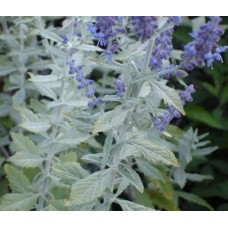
[
  {"x1": 127, "y1": 137, "x2": 178, "y2": 166},
  {"x1": 29, "y1": 74, "x2": 60, "y2": 83},
  {"x1": 52, "y1": 162, "x2": 89, "y2": 185},
  {"x1": 69, "y1": 169, "x2": 110, "y2": 205},
  {"x1": 32, "y1": 82, "x2": 57, "y2": 100},
  {"x1": 113, "y1": 177, "x2": 130, "y2": 199},
  {"x1": 92, "y1": 105, "x2": 128, "y2": 134},
  {"x1": 0, "y1": 193, "x2": 38, "y2": 211},
  {"x1": 20, "y1": 121, "x2": 51, "y2": 133},
  {"x1": 118, "y1": 164, "x2": 144, "y2": 193},
  {"x1": 82, "y1": 153, "x2": 103, "y2": 166},
  {"x1": 176, "y1": 191, "x2": 213, "y2": 210},
  {"x1": 115, "y1": 199, "x2": 153, "y2": 211},
  {"x1": 76, "y1": 44, "x2": 103, "y2": 52},
  {"x1": 12, "y1": 88, "x2": 26, "y2": 105},
  {"x1": 136, "y1": 158, "x2": 164, "y2": 181},
  {"x1": 8, "y1": 152, "x2": 44, "y2": 168},
  {"x1": 11, "y1": 132, "x2": 37, "y2": 154},
  {"x1": 150, "y1": 79, "x2": 184, "y2": 114},
  {"x1": 0, "y1": 66, "x2": 17, "y2": 77},
  {"x1": 4, "y1": 164, "x2": 31, "y2": 193},
  {"x1": 101, "y1": 135, "x2": 113, "y2": 169},
  {"x1": 35, "y1": 29, "x2": 63, "y2": 43}
]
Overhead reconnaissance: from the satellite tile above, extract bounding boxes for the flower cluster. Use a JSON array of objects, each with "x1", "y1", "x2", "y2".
[
  {"x1": 149, "y1": 17, "x2": 181, "y2": 71},
  {"x1": 114, "y1": 77, "x2": 125, "y2": 97},
  {"x1": 149, "y1": 28, "x2": 174, "y2": 70},
  {"x1": 130, "y1": 16, "x2": 158, "y2": 41},
  {"x1": 180, "y1": 17, "x2": 226, "y2": 70},
  {"x1": 87, "y1": 17, "x2": 124, "y2": 46},
  {"x1": 152, "y1": 105, "x2": 181, "y2": 131},
  {"x1": 67, "y1": 60, "x2": 102, "y2": 107},
  {"x1": 179, "y1": 84, "x2": 196, "y2": 104}
]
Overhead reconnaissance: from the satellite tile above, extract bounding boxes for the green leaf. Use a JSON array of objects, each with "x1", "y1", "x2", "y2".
[
  {"x1": 11, "y1": 132, "x2": 37, "y2": 154},
  {"x1": 220, "y1": 84, "x2": 228, "y2": 106},
  {"x1": 150, "y1": 79, "x2": 184, "y2": 114},
  {"x1": 185, "y1": 105, "x2": 223, "y2": 129},
  {"x1": 4, "y1": 164, "x2": 31, "y2": 193},
  {"x1": 20, "y1": 121, "x2": 51, "y2": 134},
  {"x1": 52, "y1": 162, "x2": 89, "y2": 185},
  {"x1": 136, "y1": 158, "x2": 164, "y2": 181},
  {"x1": 201, "y1": 82, "x2": 218, "y2": 97},
  {"x1": 126, "y1": 137, "x2": 178, "y2": 166},
  {"x1": 69, "y1": 169, "x2": 110, "y2": 205},
  {"x1": 0, "y1": 193, "x2": 38, "y2": 211},
  {"x1": 115, "y1": 199, "x2": 154, "y2": 211},
  {"x1": 8, "y1": 152, "x2": 44, "y2": 168},
  {"x1": 176, "y1": 191, "x2": 213, "y2": 210},
  {"x1": 118, "y1": 164, "x2": 144, "y2": 193},
  {"x1": 92, "y1": 105, "x2": 128, "y2": 134},
  {"x1": 186, "y1": 173, "x2": 213, "y2": 182}
]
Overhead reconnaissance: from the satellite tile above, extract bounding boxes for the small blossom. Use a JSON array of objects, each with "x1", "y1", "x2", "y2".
[
  {"x1": 88, "y1": 97, "x2": 102, "y2": 107},
  {"x1": 114, "y1": 77, "x2": 125, "y2": 97},
  {"x1": 86, "y1": 88, "x2": 95, "y2": 98},
  {"x1": 103, "y1": 43, "x2": 118, "y2": 61},
  {"x1": 204, "y1": 46, "x2": 228, "y2": 68},
  {"x1": 179, "y1": 84, "x2": 196, "y2": 103},
  {"x1": 62, "y1": 35, "x2": 68, "y2": 45}
]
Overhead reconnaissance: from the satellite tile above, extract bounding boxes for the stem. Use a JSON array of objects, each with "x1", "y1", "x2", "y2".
[
  {"x1": 37, "y1": 18, "x2": 75, "y2": 210},
  {"x1": 133, "y1": 37, "x2": 155, "y2": 98}
]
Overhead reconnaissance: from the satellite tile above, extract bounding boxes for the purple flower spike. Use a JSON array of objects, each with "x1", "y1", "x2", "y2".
[
  {"x1": 130, "y1": 16, "x2": 158, "y2": 41},
  {"x1": 180, "y1": 17, "x2": 224, "y2": 71}
]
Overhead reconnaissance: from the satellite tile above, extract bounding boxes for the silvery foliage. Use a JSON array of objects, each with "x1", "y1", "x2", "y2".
[{"x1": 0, "y1": 16, "x2": 220, "y2": 211}]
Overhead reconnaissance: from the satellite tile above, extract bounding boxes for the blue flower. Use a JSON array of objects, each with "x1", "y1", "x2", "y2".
[
  {"x1": 103, "y1": 43, "x2": 118, "y2": 61},
  {"x1": 180, "y1": 17, "x2": 224, "y2": 71},
  {"x1": 204, "y1": 46, "x2": 228, "y2": 67},
  {"x1": 149, "y1": 29, "x2": 173, "y2": 70},
  {"x1": 179, "y1": 84, "x2": 196, "y2": 103},
  {"x1": 69, "y1": 60, "x2": 101, "y2": 107},
  {"x1": 168, "y1": 16, "x2": 182, "y2": 26},
  {"x1": 62, "y1": 35, "x2": 68, "y2": 45},
  {"x1": 114, "y1": 77, "x2": 125, "y2": 97}
]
